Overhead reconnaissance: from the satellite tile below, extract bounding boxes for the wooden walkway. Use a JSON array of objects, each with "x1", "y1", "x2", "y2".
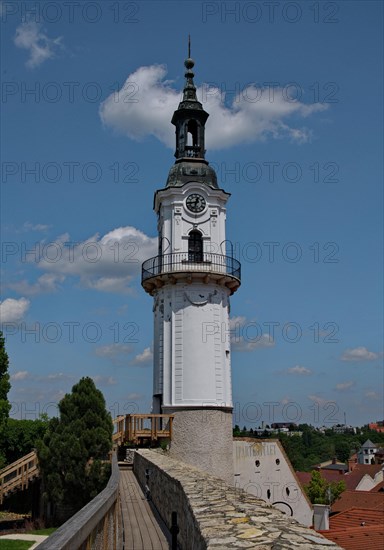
[{"x1": 119, "y1": 468, "x2": 170, "y2": 549}]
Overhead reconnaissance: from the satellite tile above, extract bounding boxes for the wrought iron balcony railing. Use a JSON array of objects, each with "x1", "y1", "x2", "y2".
[{"x1": 142, "y1": 252, "x2": 241, "y2": 283}]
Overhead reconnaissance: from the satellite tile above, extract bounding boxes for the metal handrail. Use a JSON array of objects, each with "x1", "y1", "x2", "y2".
[{"x1": 142, "y1": 252, "x2": 241, "y2": 282}]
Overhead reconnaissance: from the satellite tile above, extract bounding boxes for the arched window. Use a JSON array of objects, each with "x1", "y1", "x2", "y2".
[
  {"x1": 185, "y1": 120, "x2": 199, "y2": 157},
  {"x1": 188, "y1": 230, "x2": 203, "y2": 262}
]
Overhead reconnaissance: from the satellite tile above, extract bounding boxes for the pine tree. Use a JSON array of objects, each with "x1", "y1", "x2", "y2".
[
  {"x1": 0, "y1": 331, "x2": 11, "y2": 426},
  {"x1": 37, "y1": 377, "x2": 113, "y2": 522},
  {"x1": 0, "y1": 331, "x2": 11, "y2": 467}
]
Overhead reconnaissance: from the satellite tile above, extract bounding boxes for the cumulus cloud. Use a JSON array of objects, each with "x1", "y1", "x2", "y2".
[
  {"x1": 307, "y1": 394, "x2": 328, "y2": 407},
  {"x1": 10, "y1": 370, "x2": 29, "y2": 381},
  {"x1": 131, "y1": 347, "x2": 153, "y2": 366},
  {"x1": 126, "y1": 392, "x2": 145, "y2": 401},
  {"x1": 22, "y1": 226, "x2": 157, "y2": 294},
  {"x1": 0, "y1": 297, "x2": 30, "y2": 323},
  {"x1": 230, "y1": 316, "x2": 274, "y2": 352},
  {"x1": 92, "y1": 375, "x2": 117, "y2": 387},
  {"x1": 365, "y1": 390, "x2": 380, "y2": 400},
  {"x1": 286, "y1": 365, "x2": 312, "y2": 376},
  {"x1": 335, "y1": 381, "x2": 355, "y2": 392},
  {"x1": 8, "y1": 273, "x2": 65, "y2": 296},
  {"x1": 341, "y1": 346, "x2": 378, "y2": 362},
  {"x1": 14, "y1": 20, "x2": 62, "y2": 69},
  {"x1": 21, "y1": 222, "x2": 51, "y2": 232},
  {"x1": 100, "y1": 65, "x2": 327, "y2": 150},
  {"x1": 95, "y1": 344, "x2": 133, "y2": 365}
]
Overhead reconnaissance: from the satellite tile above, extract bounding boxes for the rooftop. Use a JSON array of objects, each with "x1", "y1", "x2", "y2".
[{"x1": 331, "y1": 490, "x2": 384, "y2": 513}]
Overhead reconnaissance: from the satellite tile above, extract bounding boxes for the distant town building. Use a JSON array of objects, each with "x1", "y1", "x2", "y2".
[
  {"x1": 331, "y1": 424, "x2": 356, "y2": 434},
  {"x1": 358, "y1": 439, "x2": 378, "y2": 464},
  {"x1": 368, "y1": 421, "x2": 384, "y2": 433}
]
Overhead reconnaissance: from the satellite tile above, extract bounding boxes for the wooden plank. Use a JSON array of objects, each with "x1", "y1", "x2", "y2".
[{"x1": 119, "y1": 469, "x2": 169, "y2": 549}]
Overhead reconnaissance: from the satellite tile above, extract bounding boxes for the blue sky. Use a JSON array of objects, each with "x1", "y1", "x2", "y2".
[{"x1": 1, "y1": 0, "x2": 382, "y2": 427}]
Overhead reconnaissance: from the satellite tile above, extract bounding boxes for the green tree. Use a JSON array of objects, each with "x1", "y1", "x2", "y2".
[
  {"x1": 37, "y1": 377, "x2": 113, "y2": 522},
  {"x1": 0, "y1": 331, "x2": 11, "y2": 468},
  {"x1": 3, "y1": 417, "x2": 49, "y2": 464},
  {"x1": 335, "y1": 440, "x2": 351, "y2": 462},
  {"x1": 0, "y1": 331, "x2": 11, "y2": 425},
  {"x1": 305, "y1": 470, "x2": 346, "y2": 505}
]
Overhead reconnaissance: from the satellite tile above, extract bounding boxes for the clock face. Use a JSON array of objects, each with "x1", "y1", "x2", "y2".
[{"x1": 186, "y1": 193, "x2": 206, "y2": 213}]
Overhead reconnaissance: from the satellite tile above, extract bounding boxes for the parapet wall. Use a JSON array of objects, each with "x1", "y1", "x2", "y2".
[{"x1": 134, "y1": 449, "x2": 341, "y2": 549}]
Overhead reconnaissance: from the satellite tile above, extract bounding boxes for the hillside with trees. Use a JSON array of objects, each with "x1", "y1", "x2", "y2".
[{"x1": 234, "y1": 423, "x2": 384, "y2": 471}]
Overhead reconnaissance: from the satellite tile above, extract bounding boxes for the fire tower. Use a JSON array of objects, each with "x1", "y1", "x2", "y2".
[{"x1": 141, "y1": 51, "x2": 241, "y2": 482}]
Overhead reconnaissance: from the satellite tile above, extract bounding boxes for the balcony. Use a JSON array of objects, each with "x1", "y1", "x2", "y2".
[{"x1": 141, "y1": 252, "x2": 241, "y2": 295}]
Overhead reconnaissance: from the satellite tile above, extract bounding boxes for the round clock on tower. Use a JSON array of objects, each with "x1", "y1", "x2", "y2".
[{"x1": 141, "y1": 51, "x2": 241, "y2": 483}]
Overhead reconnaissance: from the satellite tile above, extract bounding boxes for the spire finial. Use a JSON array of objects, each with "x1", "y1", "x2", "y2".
[{"x1": 188, "y1": 34, "x2": 191, "y2": 59}]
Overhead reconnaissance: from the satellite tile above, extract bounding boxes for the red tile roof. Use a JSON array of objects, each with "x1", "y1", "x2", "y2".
[
  {"x1": 319, "y1": 508, "x2": 384, "y2": 550},
  {"x1": 330, "y1": 507, "x2": 384, "y2": 529},
  {"x1": 296, "y1": 470, "x2": 345, "y2": 486},
  {"x1": 331, "y1": 491, "x2": 384, "y2": 513},
  {"x1": 370, "y1": 481, "x2": 384, "y2": 492},
  {"x1": 319, "y1": 525, "x2": 384, "y2": 550},
  {"x1": 296, "y1": 464, "x2": 384, "y2": 492}
]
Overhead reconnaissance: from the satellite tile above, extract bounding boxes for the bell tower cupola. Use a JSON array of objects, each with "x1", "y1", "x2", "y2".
[
  {"x1": 166, "y1": 41, "x2": 218, "y2": 189},
  {"x1": 171, "y1": 54, "x2": 208, "y2": 161}
]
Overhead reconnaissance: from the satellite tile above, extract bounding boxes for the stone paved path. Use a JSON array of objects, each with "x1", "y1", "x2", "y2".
[{"x1": 119, "y1": 468, "x2": 169, "y2": 550}]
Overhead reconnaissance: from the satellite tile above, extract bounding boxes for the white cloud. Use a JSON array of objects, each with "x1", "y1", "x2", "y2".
[
  {"x1": 335, "y1": 381, "x2": 355, "y2": 392},
  {"x1": 14, "y1": 20, "x2": 62, "y2": 69},
  {"x1": 341, "y1": 346, "x2": 378, "y2": 362},
  {"x1": 286, "y1": 365, "x2": 312, "y2": 376},
  {"x1": 24, "y1": 226, "x2": 157, "y2": 294},
  {"x1": 365, "y1": 390, "x2": 380, "y2": 400},
  {"x1": 10, "y1": 370, "x2": 29, "y2": 381},
  {"x1": 307, "y1": 394, "x2": 328, "y2": 407},
  {"x1": 95, "y1": 343, "x2": 133, "y2": 365},
  {"x1": 230, "y1": 316, "x2": 274, "y2": 352},
  {"x1": 8, "y1": 273, "x2": 64, "y2": 296},
  {"x1": 126, "y1": 392, "x2": 144, "y2": 401},
  {"x1": 131, "y1": 347, "x2": 153, "y2": 366},
  {"x1": 100, "y1": 65, "x2": 327, "y2": 150},
  {"x1": 0, "y1": 297, "x2": 30, "y2": 323},
  {"x1": 92, "y1": 375, "x2": 117, "y2": 387},
  {"x1": 21, "y1": 222, "x2": 51, "y2": 232}
]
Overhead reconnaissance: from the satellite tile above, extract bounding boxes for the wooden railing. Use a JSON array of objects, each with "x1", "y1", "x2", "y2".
[
  {"x1": 37, "y1": 452, "x2": 122, "y2": 550},
  {"x1": 113, "y1": 414, "x2": 173, "y2": 446},
  {"x1": 0, "y1": 450, "x2": 39, "y2": 504}
]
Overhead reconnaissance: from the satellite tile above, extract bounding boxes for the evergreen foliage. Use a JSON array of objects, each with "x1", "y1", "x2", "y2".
[
  {"x1": 37, "y1": 377, "x2": 113, "y2": 520},
  {"x1": 0, "y1": 331, "x2": 11, "y2": 468}
]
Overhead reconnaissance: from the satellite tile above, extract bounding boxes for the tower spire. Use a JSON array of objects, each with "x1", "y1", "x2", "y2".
[{"x1": 167, "y1": 46, "x2": 218, "y2": 188}]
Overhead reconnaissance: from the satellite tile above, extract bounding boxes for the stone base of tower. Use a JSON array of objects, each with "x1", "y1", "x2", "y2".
[{"x1": 163, "y1": 407, "x2": 234, "y2": 485}]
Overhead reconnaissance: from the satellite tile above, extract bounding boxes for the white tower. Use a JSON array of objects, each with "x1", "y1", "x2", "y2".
[{"x1": 142, "y1": 53, "x2": 241, "y2": 483}]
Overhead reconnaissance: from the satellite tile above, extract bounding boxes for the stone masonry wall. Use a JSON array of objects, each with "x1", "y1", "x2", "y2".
[{"x1": 134, "y1": 449, "x2": 342, "y2": 549}]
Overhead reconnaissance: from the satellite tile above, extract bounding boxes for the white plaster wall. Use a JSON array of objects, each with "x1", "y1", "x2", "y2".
[
  {"x1": 154, "y1": 283, "x2": 232, "y2": 408},
  {"x1": 233, "y1": 439, "x2": 313, "y2": 527},
  {"x1": 356, "y1": 469, "x2": 383, "y2": 491},
  {"x1": 155, "y1": 182, "x2": 230, "y2": 256}
]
